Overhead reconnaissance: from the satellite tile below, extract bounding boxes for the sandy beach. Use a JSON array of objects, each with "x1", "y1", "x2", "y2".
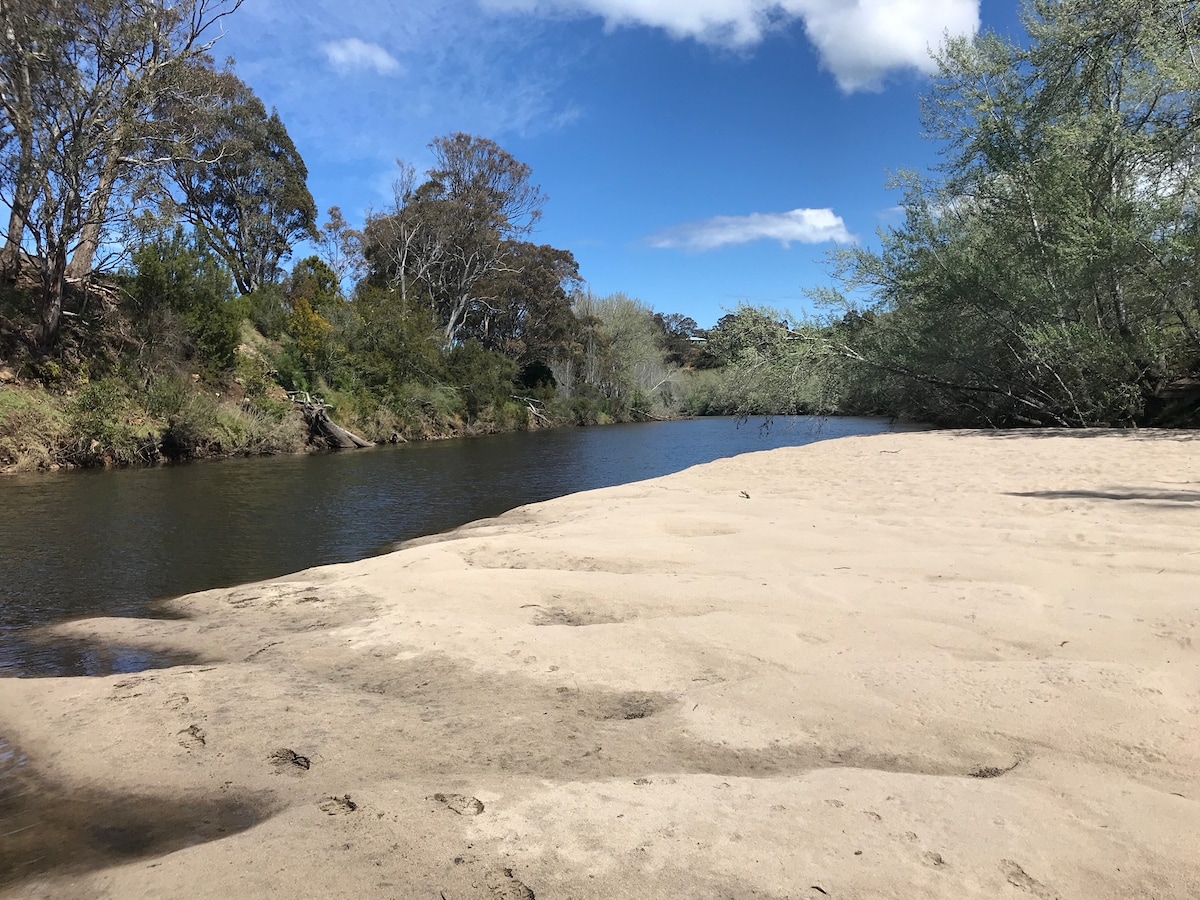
[{"x1": 1, "y1": 429, "x2": 1197, "y2": 899}]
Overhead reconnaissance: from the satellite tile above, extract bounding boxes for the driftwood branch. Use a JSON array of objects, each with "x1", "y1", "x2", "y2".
[
  {"x1": 288, "y1": 391, "x2": 373, "y2": 449},
  {"x1": 512, "y1": 394, "x2": 552, "y2": 426}
]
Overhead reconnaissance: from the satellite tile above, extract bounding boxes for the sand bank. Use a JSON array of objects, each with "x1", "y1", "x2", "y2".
[{"x1": 1, "y1": 429, "x2": 1197, "y2": 898}]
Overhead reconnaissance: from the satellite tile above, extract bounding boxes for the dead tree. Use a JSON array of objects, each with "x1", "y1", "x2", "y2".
[{"x1": 288, "y1": 391, "x2": 372, "y2": 450}]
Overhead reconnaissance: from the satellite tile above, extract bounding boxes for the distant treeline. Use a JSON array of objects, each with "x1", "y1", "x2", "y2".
[{"x1": 2, "y1": 0, "x2": 1199, "y2": 471}]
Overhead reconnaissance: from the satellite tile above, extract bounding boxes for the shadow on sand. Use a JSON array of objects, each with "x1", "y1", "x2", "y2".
[
  {"x1": 0, "y1": 736, "x2": 276, "y2": 891},
  {"x1": 1009, "y1": 488, "x2": 1200, "y2": 504}
]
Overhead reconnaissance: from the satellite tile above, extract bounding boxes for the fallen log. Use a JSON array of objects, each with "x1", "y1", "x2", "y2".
[
  {"x1": 512, "y1": 394, "x2": 552, "y2": 426},
  {"x1": 288, "y1": 391, "x2": 373, "y2": 450}
]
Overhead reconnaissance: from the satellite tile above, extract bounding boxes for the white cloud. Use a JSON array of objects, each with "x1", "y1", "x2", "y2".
[
  {"x1": 796, "y1": 0, "x2": 979, "y2": 91},
  {"x1": 648, "y1": 208, "x2": 854, "y2": 252},
  {"x1": 481, "y1": 0, "x2": 979, "y2": 91},
  {"x1": 321, "y1": 37, "x2": 403, "y2": 75},
  {"x1": 222, "y1": 0, "x2": 580, "y2": 178}
]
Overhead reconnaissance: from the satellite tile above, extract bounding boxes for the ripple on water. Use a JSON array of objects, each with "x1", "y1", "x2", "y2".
[{"x1": 0, "y1": 627, "x2": 203, "y2": 679}]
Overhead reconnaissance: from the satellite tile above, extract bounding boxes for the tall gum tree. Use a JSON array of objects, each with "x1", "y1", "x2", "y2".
[
  {"x1": 165, "y1": 69, "x2": 316, "y2": 296},
  {"x1": 0, "y1": 0, "x2": 243, "y2": 349},
  {"x1": 363, "y1": 134, "x2": 547, "y2": 347}
]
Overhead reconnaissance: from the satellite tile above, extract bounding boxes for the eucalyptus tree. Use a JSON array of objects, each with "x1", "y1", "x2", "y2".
[
  {"x1": 0, "y1": 0, "x2": 243, "y2": 348},
  {"x1": 165, "y1": 70, "x2": 317, "y2": 296},
  {"x1": 363, "y1": 134, "x2": 547, "y2": 347},
  {"x1": 458, "y1": 241, "x2": 580, "y2": 367},
  {"x1": 314, "y1": 206, "x2": 365, "y2": 295}
]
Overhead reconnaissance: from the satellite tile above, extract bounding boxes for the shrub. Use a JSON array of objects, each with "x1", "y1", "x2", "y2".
[
  {"x1": 65, "y1": 379, "x2": 150, "y2": 466},
  {"x1": 0, "y1": 388, "x2": 66, "y2": 470},
  {"x1": 445, "y1": 342, "x2": 519, "y2": 417}
]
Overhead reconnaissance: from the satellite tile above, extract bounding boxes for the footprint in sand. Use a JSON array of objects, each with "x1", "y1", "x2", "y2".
[
  {"x1": 430, "y1": 792, "x2": 485, "y2": 816},
  {"x1": 268, "y1": 748, "x2": 311, "y2": 771},
  {"x1": 110, "y1": 676, "x2": 153, "y2": 701},
  {"x1": 1002, "y1": 859, "x2": 1059, "y2": 898},
  {"x1": 319, "y1": 794, "x2": 358, "y2": 815},
  {"x1": 485, "y1": 866, "x2": 535, "y2": 899},
  {"x1": 165, "y1": 693, "x2": 189, "y2": 711},
  {"x1": 177, "y1": 724, "x2": 206, "y2": 750}
]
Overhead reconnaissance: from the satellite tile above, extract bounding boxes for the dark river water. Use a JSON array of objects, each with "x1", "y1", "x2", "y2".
[{"x1": 0, "y1": 416, "x2": 913, "y2": 677}]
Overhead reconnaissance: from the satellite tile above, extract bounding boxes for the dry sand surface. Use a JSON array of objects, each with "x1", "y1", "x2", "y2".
[{"x1": 1, "y1": 429, "x2": 1198, "y2": 899}]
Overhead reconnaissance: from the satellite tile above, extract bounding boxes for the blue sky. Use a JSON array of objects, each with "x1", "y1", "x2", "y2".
[{"x1": 218, "y1": 1, "x2": 1027, "y2": 328}]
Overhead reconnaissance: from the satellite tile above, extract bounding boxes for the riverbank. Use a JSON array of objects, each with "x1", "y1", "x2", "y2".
[
  {"x1": 2, "y1": 429, "x2": 1198, "y2": 897},
  {"x1": 0, "y1": 375, "x2": 552, "y2": 475},
  {"x1": 0, "y1": 373, "x2": 681, "y2": 476}
]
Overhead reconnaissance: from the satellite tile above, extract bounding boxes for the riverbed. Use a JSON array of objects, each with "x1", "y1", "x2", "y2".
[{"x1": 0, "y1": 416, "x2": 913, "y2": 675}]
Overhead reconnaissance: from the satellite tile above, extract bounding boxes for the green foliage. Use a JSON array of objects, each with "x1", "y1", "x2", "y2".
[
  {"x1": 168, "y1": 70, "x2": 317, "y2": 295},
  {"x1": 567, "y1": 291, "x2": 685, "y2": 417},
  {"x1": 157, "y1": 388, "x2": 220, "y2": 459},
  {"x1": 156, "y1": 386, "x2": 304, "y2": 460},
  {"x1": 0, "y1": 0, "x2": 244, "y2": 350},
  {"x1": 363, "y1": 134, "x2": 548, "y2": 347},
  {"x1": 246, "y1": 285, "x2": 290, "y2": 339},
  {"x1": 344, "y1": 284, "x2": 445, "y2": 393},
  {"x1": 143, "y1": 373, "x2": 191, "y2": 420},
  {"x1": 233, "y1": 353, "x2": 289, "y2": 419},
  {"x1": 811, "y1": 0, "x2": 1200, "y2": 426},
  {"x1": 444, "y1": 341, "x2": 520, "y2": 417},
  {"x1": 463, "y1": 242, "x2": 581, "y2": 365},
  {"x1": 65, "y1": 379, "x2": 151, "y2": 466},
  {"x1": 131, "y1": 230, "x2": 241, "y2": 372},
  {"x1": 0, "y1": 387, "x2": 66, "y2": 470},
  {"x1": 654, "y1": 313, "x2": 701, "y2": 367},
  {"x1": 287, "y1": 298, "x2": 333, "y2": 367},
  {"x1": 678, "y1": 307, "x2": 837, "y2": 418},
  {"x1": 386, "y1": 381, "x2": 464, "y2": 433},
  {"x1": 287, "y1": 257, "x2": 341, "y2": 313},
  {"x1": 548, "y1": 388, "x2": 608, "y2": 426}
]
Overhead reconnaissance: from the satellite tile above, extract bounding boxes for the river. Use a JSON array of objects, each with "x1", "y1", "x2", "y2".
[{"x1": 0, "y1": 416, "x2": 914, "y2": 676}]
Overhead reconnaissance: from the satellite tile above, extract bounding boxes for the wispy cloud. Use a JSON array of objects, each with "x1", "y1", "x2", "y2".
[
  {"x1": 219, "y1": 0, "x2": 581, "y2": 182},
  {"x1": 321, "y1": 38, "x2": 403, "y2": 75},
  {"x1": 482, "y1": 0, "x2": 980, "y2": 91},
  {"x1": 648, "y1": 208, "x2": 854, "y2": 252}
]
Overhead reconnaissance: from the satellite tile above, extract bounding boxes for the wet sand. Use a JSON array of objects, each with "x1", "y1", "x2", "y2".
[{"x1": 1, "y1": 429, "x2": 1197, "y2": 898}]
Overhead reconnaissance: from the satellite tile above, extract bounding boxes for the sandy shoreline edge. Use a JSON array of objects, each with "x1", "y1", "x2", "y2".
[{"x1": 1, "y1": 430, "x2": 1198, "y2": 898}]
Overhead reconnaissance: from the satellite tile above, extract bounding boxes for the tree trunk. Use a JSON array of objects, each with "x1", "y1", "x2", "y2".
[
  {"x1": 311, "y1": 408, "x2": 373, "y2": 449},
  {"x1": 65, "y1": 127, "x2": 128, "y2": 282},
  {"x1": 0, "y1": 140, "x2": 35, "y2": 285},
  {"x1": 291, "y1": 393, "x2": 373, "y2": 449},
  {"x1": 33, "y1": 245, "x2": 69, "y2": 347}
]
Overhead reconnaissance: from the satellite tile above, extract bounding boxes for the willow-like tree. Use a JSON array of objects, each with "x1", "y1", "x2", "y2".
[{"x1": 826, "y1": 0, "x2": 1200, "y2": 425}]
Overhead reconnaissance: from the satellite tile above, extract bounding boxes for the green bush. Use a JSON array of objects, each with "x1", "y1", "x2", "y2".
[
  {"x1": 131, "y1": 230, "x2": 241, "y2": 372},
  {"x1": 246, "y1": 285, "x2": 290, "y2": 339},
  {"x1": 143, "y1": 374, "x2": 190, "y2": 419},
  {"x1": 157, "y1": 389, "x2": 305, "y2": 459},
  {"x1": 159, "y1": 390, "x2": 220, "y2": 459},
  {"x1": 0, "y1": 388, "x2": 66, "y2": 470},
  {"x1": 65, "y1": 379, "x2": 150, "y2": 466},
  {"x1": 445, "y1": 342, "x2": 519, "y2": 417}
]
